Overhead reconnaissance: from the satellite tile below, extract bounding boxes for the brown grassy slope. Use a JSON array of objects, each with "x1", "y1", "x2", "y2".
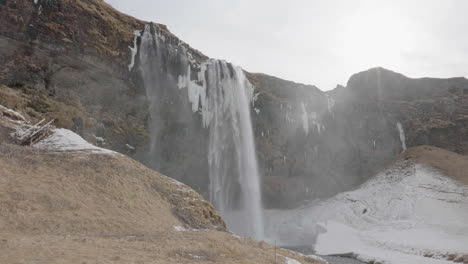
[
  {"x1": 0, "y1": 143, "x2": 323, "y2": 264},
  {"x1": 0, "y1": 0, "x2": 207, "y2": 66},
  {"x1": 0, "y1": 145, "x2": 225, "y2": 235},
  {"x1": 401, "y1": 145, "x2": 468, "y2": 185}
]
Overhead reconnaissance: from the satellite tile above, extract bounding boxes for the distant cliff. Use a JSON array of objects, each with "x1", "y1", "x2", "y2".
[{"x1": 1, "y1": 0, "x2": 467, "y2": 209}]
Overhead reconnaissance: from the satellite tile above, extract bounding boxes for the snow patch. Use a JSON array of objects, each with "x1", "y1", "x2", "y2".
[
  {"x1": 34, "y1": 128, "x2": 117, "y2": 155},
  {"x1": 94, "y1": 135, "x2": 105, "y2": 144},
  {"x1": 188, "y1": 254, "x2": 202, "y2": 260},
  {"x1": 125, "y1": 144, "x2": 135, "y2": 151},
  {"x1": 265, "y1": 164, "x2": 468, "y2": 264},
  {"x1": 306, "y1": 254, "x2": 328, "y2": 263},
  {"x1": 281, "y1": 255, "x2": 302, "y2": 264},
  {"x1": 173, "y1": 226, "x2": 188, "y2": 231},
  {"x1": 173, "y1": 226, "x2": 203, "y2": 232}
]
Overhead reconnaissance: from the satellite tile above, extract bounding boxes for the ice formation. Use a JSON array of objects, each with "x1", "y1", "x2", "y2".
[
  {"x1": 301, "y1": 102, "x2": 309, "y2": 135},
  {"x1": 309, "y1": 112, "x2": 324, "y2": 135},
  {"x1": 325, "y1": 93, "x2": 335, "y2": 115},
  {"x1": 128, "y1": 30, "x2": 141, "y2": 71}
]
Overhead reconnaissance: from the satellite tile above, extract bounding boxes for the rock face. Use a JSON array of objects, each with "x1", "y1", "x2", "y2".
[
  {"x1": 1, "y1": 0, "x2": 467, "y2": 209},
  {"x1": 254, "y1": 68, "x2": 468, "y2": 207}
]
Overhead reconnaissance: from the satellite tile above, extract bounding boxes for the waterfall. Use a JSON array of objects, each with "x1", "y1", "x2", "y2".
[
  {"x1": 396, "y1": 122, "x2": 407, "y2": 152},
  {"x1": 137, "y1": 24, "x2": 264, "y2": 240},
  {"x1": 204, "y1": 60, "x2": 264, "y2": 240}
]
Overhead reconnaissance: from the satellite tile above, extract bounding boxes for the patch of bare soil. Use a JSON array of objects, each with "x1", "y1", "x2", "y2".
[
  {"x1": 0, "y1": 143, "x2": 323, "y2": 264},
  {"x1": 401, "y1": 145, "x2": 468, "y2": 185}
]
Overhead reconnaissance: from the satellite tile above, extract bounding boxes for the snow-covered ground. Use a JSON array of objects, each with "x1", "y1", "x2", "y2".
[
  {"x1": 265, "y1": 161, "x2": 468, "y2": 264},
  {"x1": 34, "y1": 128, "x2": 117, "y2": 155}
]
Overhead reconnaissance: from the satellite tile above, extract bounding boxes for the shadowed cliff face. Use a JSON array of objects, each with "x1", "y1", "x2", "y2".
[
  {"x1": 1, "y1": 0, "x2": 467, "y2": 209},
  {"x1": 253, "y1": 68, "x2": 468, "y2": 208}
]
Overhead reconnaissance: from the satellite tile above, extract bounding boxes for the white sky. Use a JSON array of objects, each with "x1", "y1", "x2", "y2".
[{"x1": 106, "y1": 0, "x2": 468, "y2": 90}]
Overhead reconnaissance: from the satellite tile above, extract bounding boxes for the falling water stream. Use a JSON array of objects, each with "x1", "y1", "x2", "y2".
[
  {"x1": 204, "y1": 60, "x2": 264, "y2": 240},
  {"x1": 138, "y1": 24, "x2": 264, "y2": 240},
  {"x1": 396, "y1": 122, "x2": 407, "y2": 152}
]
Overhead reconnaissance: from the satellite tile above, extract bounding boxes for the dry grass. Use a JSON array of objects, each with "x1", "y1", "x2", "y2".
[
  {"x1": 0, "y1": 144, "x2": 324, "y2": 263},
  {"x1": 401, "y1": 145, "x2": 468, "y2": 185}
]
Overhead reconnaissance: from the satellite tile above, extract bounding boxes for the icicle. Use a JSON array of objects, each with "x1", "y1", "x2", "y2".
[
  {"x1": 128, "y1": 30, "x2": 141, "y2": 71},
  {"x1": 301, "y1": 102, "x2": 309, "y2": 135}
]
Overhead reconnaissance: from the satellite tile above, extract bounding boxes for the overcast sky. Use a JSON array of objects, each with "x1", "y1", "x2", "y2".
[{"x1": 106, "y1": 0, "x2": 467, "y2": 90}]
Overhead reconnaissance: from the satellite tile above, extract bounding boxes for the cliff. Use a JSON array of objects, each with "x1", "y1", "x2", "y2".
[{"x1": 1, "y1": 0, "x2": 467, "y2": 209}]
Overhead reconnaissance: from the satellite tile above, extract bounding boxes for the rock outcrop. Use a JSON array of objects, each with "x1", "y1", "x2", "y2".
[{"x1": 1, "y1": 0, "x2": 467, "y2": 209}]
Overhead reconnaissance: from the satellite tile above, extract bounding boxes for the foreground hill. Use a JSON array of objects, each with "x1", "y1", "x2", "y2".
[{"x1": 0, "y1": 109, "x2": 325, "y2": 264}]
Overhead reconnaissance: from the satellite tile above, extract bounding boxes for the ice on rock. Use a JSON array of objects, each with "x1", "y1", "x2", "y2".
[
  {"x1": 125, "y1": 144, "x2": 135, "y2": 151},
  {"x1": 326, "y1": 93, "x2": 335, "y2": 115},
  {"x1": 300, "y1": 102, "x2": 309, "y2": 135},
  {"x1": 252, "y1": 92, "x2": 260, "y2": 103},
  {"x1": 177, "y1": 65, "x2": 207, "y2": 114},
  {"x1": 128, "y1": 30, "x2": 141, "y2": 71},
  {"x1": 309, "y1": 112, "x2": 324, "y2": 135}
]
